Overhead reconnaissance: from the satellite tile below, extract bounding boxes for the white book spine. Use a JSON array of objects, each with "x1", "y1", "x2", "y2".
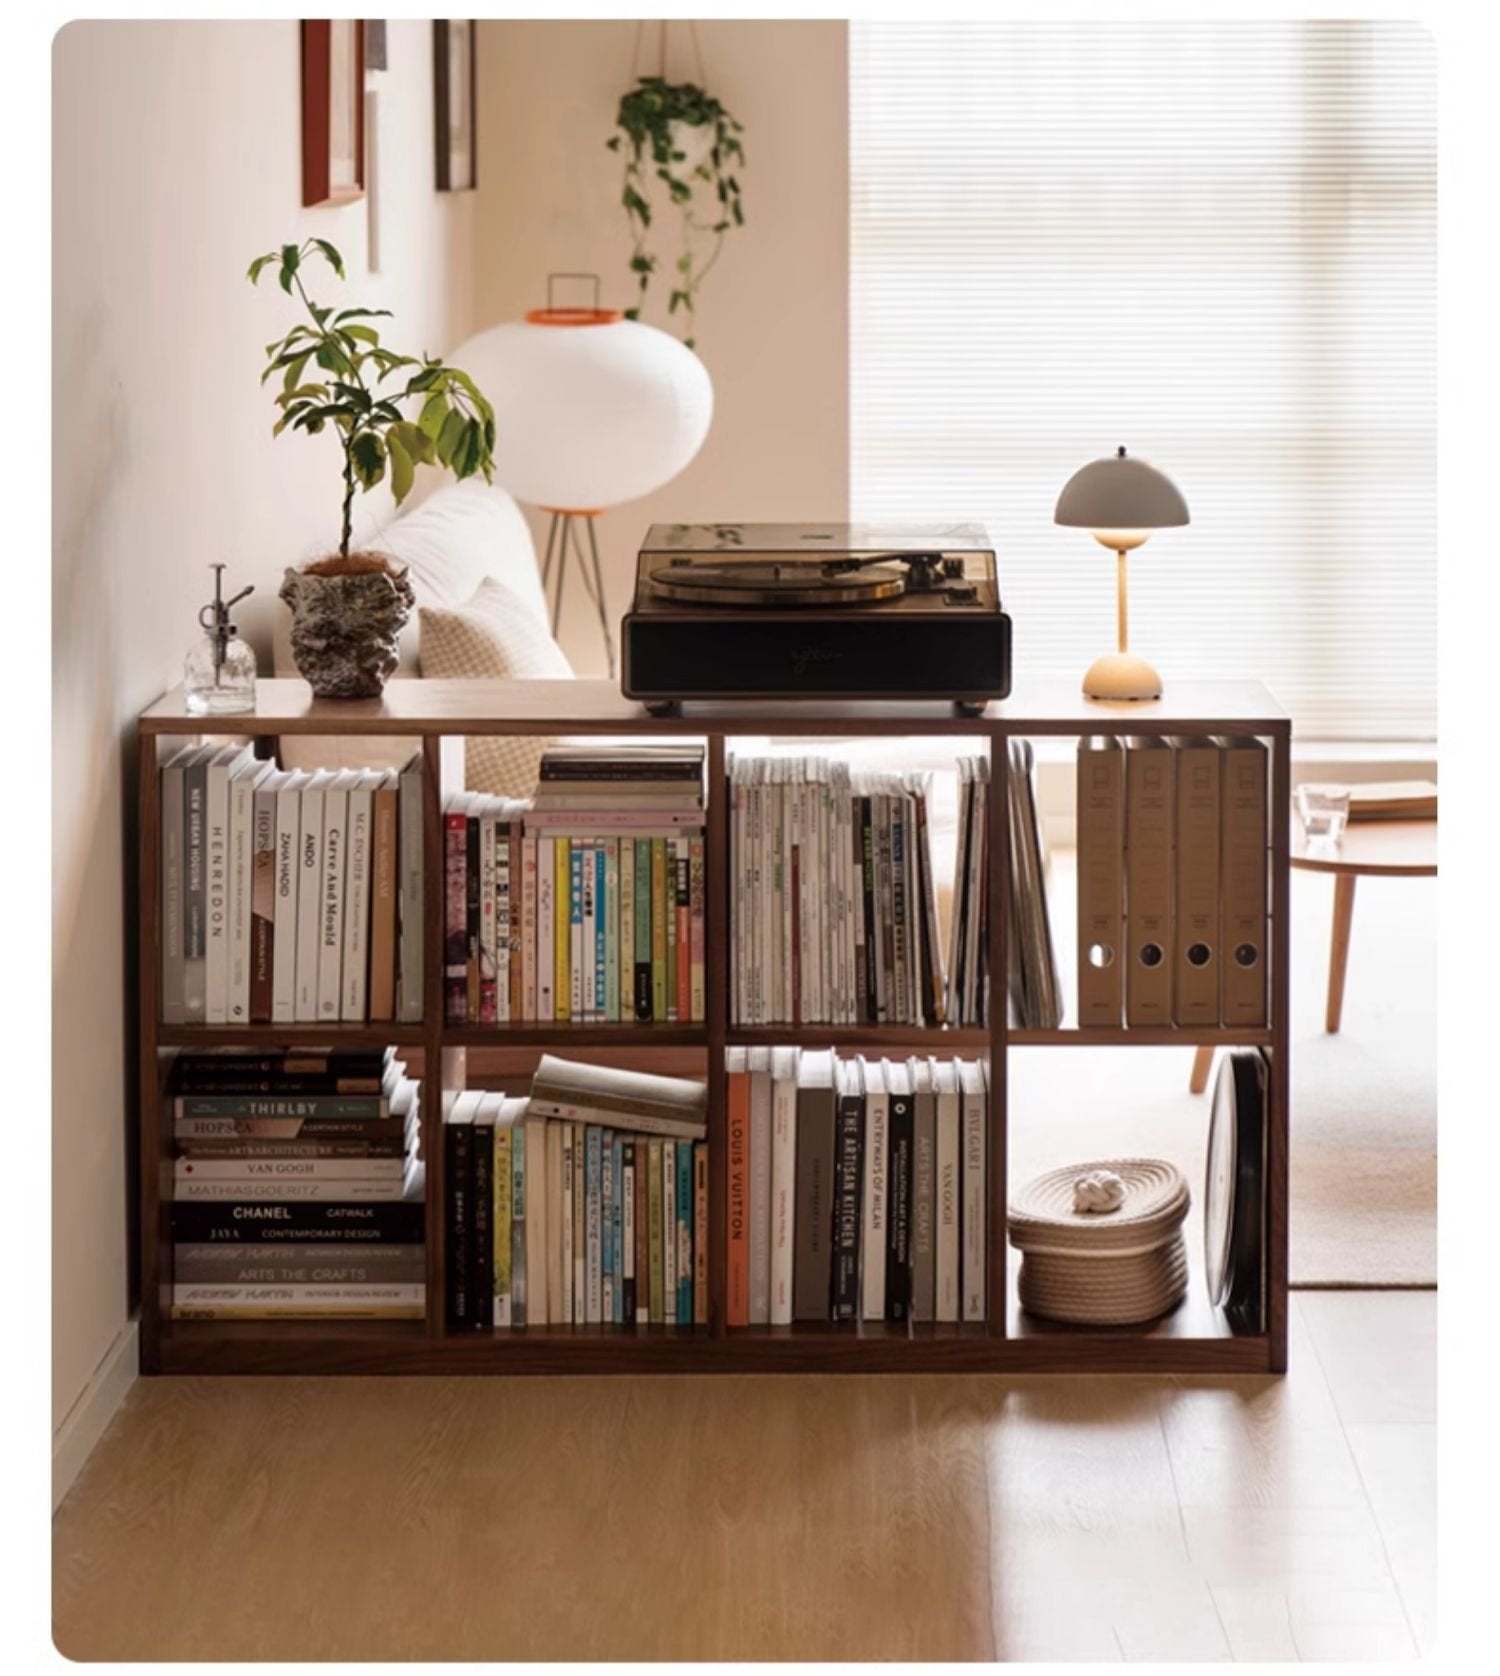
[
  {"x1": 521, "y1": 834, "x2": 538, "y2": 1022},
  {"x1": 581, "y1": 840, "x2": 597, "y2": 1023},
  {"x1": 173, "y1": 1283, "x2": 424, "y2": 1308},
  {"x1": 173, "y1": 1178, "x2": 409, "y2": 1201},
  {"x1": 536, "y1": 840, "x2": 555, "y2": 1022},
  {"x1": 962, "y1": 1075, "x2": 986, "y2": 1322},
  {"x1": 478, "y1": 804, "x2": 497, "y2": 1023},
  {"x1": 769, "y1": 1063, "x2": 797, "y2": 1326},
  {"x1": 272, "y1": 782, "x2": 301, "y2": 1022},
  {"x1": 341, "y1": 779, "x2": 374, "y2": 1021},
  {"x1": 862, "y1": 1088, "x2": 888, "y2": 1321},
  {"x1": 316, "y1": 783, "x2": 348, "y2": 1021},
  {"x1": 293, "y1": 783, "x2": 326, "y2": 1021},
  {"x1": 226, "y1": 767, "x2": 256, "y2": 1023},
  {"x1": 203, "y1": 755, "x2": 234, "y2": 1023},
  {"x1": 936, "y1": 1088, "x2": 961, "y2": 1323},
  {"x1": 603, "y1": 836, "x2": 620, "y2": 1022},
  {"x1": 396, "y1": 759, "x2": 424, "y2": 1024},
  {"x1": 160, "y1": 756, "x2": 186, "y2": 1025},
  {"x1": 525, "y1": 1116, "x2": 549, "y2": 1326}
]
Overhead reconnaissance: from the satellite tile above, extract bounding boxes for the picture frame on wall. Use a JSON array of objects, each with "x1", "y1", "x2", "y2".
[
  {"x1": 302, "y1": 19, "x2": 366, "y2": 207},
  {"x1": 434, "y1": 21, "x2": 477, "y2": 191}
]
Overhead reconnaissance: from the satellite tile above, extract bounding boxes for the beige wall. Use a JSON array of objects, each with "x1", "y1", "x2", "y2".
[
  {"x1": 474, "y1": 20, "x2": 850, "y2": 672},
  {"x1": 51, "y1": 20, "x2": 480, "y2": 1432}
]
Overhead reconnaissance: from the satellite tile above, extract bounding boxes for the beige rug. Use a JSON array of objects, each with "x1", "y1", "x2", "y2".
[{"x1": 1015, "y1": 856, "x2": 1437, "y2": 1288}]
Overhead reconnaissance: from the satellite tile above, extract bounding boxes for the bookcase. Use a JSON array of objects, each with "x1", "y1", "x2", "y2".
[{"x1": 136, "y1": 676, "x2": 1290, "y2": 1376}]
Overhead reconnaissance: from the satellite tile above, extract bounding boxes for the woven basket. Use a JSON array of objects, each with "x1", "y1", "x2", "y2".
[{"x1": 1009, "y1": 1159, "x2": 1191, "y2": 1326}]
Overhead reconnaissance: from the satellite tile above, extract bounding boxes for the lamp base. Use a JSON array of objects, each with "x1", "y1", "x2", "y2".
[{"x1": 1082, "y1": 652, "x2": 1162, "y2": 702}]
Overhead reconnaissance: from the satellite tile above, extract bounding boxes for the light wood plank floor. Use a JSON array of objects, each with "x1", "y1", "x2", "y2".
[{"x1": 53, "y1": 1291, "x2": 1434, "y2": 1662}]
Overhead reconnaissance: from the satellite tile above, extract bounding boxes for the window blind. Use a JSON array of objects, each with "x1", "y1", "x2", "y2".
[{"x1": 850, "y1": 21, "x2": 1435, "y2": 739}]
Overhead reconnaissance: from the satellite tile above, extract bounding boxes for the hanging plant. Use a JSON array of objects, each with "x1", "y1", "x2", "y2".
[{"x1": 606, "y1": 76, "x2": 745, "y2": 350}]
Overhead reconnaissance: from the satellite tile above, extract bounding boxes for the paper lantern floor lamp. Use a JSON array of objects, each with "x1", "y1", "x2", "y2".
[
  {"x1": 451, "y1": 280, "x2": 713, "y2": 675},
  {"x1": 1054, "y1": 445, "x2": 1190, "y2": 701}
]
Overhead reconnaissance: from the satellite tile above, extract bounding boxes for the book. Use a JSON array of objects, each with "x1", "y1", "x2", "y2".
[
  {"x1": 471, "y1": 1095, "x2": 495, "y2": 1331},
  {"x1": 884, "y1": 1057, "x2": 914, "y2": 1323},
  {"x1": 621, "y1": 1139, "x2": 637, "y2": 1325},
  {"x1": 769, "y1": 1045, "x2": 799, "y2": 1326},
  {"x1": 159, "y1": 744, "x2": 194, "y2": 1023},
  {"x1": 396, "y1": 751, "x2": 424, "y2": 1024},
  {"x1": 932, "y1": 1058, "x2": 961, "y2": 1323},
  {"x1": 747, "y1": 1045, "x2": 773, "y2": 1326},
  {"x1": 249, "y1": 768, "x2": 282, "y2": 1024},
  {"x1": 633, "y1": 836, "x2": 652, "y2": 1020},
  {"x1": 204, "y1": 745, "x2": 253, "y2": 1023},
  {"x1": 585, "y1": 1124, "x2": 603, "y2": 1324},
  {"x1": 271, "y1": 770, "x2": 305, "y2": 1023},
  {"x1": 792, "y1": 1048, "x2": 837, "y2": 1321},
  {"x1": 293, "y1": 770, "x2": 330, "y2": 1022},
  {"x1": 445, "y1": 1092, "x2": 477, "y2": 1328},
  {"x1": 170, "y1": 1200, "x2": 425, "y2": 1243},
  {"x1": 910, "y1": 1056, "x2": 937, "y2": 1323},
  {"x1": 831, "y1": 1057, "x2": 863, "y2": 1321},
  {"x1": 314, "y1": 769, "x2": 355, "y2": 1022},
  {"x1": 527, "y1": 1055, "x2": 708, "y2": 1140},
  {"x1": 181, "y1": 744, "x2": 216, "y2": 1021},
  {"x1": 367, "y1": 772, "x2": 400, "y2": 1022},
  {"x1": 226, "y1": 757, "x2": 269, "y2": 1024},
  {"x1": 858, "y1": 1056, "x2": 889, "y2": 1322},
  {"x1": 173, "y1": 1244, "x2": 425, "y2": 1284},
  {"x1": 524, "y1": 1107, "x2": 548, "y2": 1326},
  {"x1": 339, "y1": 770, "x2": 377, "y2": 1021},
  {"x1": 693, "y1": 1140, "x2": 709, "y2": 1326},
  {"x1": 662, "y1": 1139, "x2": 677, "y2": 1323},
  {"x1": 647, "y1": 1138, "x2": 664, "y2": 1324},
  {"x1": 171, "y1": 1284, "x2": 424, "y2": 1320},
  {"x1": 676, "y1": 1137, "x2": 693, "y2": 1324},
  {"x1": 1006, "y1": 741, "x2": 1062, "y2": 1028},
  {"x1": 725, "y1": 1046, "x2": 750, "y2": 1326},
  {"x1": 959, "y1": 1058, "x2": 987, "y2": 1323}
]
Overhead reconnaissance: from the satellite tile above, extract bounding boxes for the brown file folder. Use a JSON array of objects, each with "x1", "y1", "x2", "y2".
[
  {"x1": 1076, "y1": 737, "x2": 1125, "y2": 1027},
  {"x1": 1172, "y1": 736, "x2": 1222, "y2": 1026},
  {"x1": 1220, "y1": 737, "x2": 1269, "y2": 1027},
  {"x1": 1125, "y1": 738, "x2": 1174, "y2": 1027}
]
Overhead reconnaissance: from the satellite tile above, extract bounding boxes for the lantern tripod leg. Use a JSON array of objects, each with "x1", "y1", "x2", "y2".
[{"x1": 582, "y1": 516, "x2": 616, "y2": 679}]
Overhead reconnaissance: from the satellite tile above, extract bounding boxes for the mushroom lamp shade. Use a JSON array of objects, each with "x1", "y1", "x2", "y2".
[
  {"x1": 1054, "y1": 446, "x2": 1189, "y2": 701},
  {"x1": 450, "y1": 310, "x2": 714, "y2": 513}
]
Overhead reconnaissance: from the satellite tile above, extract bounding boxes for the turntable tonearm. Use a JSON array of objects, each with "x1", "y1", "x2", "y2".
[{"x1": 620, "y1": 523, "x2": 1012, "y2": 715}]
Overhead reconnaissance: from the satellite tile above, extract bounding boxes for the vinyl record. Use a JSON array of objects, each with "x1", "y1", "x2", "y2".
[{"x1": 1204, "y1": 1049, "x2": 1267, "y2": 1326}]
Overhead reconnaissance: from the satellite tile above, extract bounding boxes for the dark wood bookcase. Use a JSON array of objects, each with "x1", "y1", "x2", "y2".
[{"x1": 136, "y1": 676, "x2": 1290, "y2": 1376}]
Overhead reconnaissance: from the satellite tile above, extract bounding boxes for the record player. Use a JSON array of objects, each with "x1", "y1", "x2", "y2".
[{"x1": 621, "y1": 523, "x2": 1012, "y2": 715}]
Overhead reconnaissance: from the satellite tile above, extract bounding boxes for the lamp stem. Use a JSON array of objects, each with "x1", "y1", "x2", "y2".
[{"x1": 1116, "y1": 548, "x2": 1129, "y2": 654}]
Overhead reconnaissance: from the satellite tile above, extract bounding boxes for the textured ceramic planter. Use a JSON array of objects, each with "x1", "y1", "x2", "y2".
[{"x1": 280, "y1": 554, "x2": 415, "y2": 698}]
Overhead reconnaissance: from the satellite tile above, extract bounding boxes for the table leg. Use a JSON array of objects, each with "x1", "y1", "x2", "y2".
[
  {"x1": 1189, "y1": 1044, "x2": 1215, "y2": 1094},
  {"x1": 1326, "y1": 873, "x2": 1358, "y2": 1033}
]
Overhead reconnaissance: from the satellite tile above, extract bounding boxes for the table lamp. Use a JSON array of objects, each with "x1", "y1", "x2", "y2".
[
  {"x1": 1054, "y1": 446, "x2": 1189, "y2": 701},
  {"x1": 451, "y1": 275, "x2": 713, "y2": 676}
]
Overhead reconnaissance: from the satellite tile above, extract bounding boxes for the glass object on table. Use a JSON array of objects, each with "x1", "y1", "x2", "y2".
[
  {"x1": 1296, "y1": 783, "x2": 1350, "y2": 857},
  {"x1": 185, "y1": 563, "x2": 257, "y2": 716}
]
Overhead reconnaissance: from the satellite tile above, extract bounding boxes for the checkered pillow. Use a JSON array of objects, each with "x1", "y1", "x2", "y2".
[{"x1": 418, "y1": 577, "x2": 574, "y2": 796}]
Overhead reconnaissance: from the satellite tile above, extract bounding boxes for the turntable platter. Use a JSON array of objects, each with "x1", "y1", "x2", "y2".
[{"x1": 650, "y1": 559, "x2": 908, "y2": 608}]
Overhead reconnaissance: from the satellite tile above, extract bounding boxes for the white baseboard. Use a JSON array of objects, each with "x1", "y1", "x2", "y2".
[{"x1": 53, "y1": 1317, "x2": 138, "y2": 1512}]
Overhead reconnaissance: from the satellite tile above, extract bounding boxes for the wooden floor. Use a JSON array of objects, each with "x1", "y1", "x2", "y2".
[{"x1": 52, "y1": 1290, "x2": 1434, "y2": 1662}]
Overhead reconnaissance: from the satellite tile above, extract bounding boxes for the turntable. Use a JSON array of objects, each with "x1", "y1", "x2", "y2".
[{"x1": 621, "y1": 523, "x2": 1012, "y2": 715}]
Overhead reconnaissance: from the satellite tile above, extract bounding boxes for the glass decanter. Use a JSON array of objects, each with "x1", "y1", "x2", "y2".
[{"x1": 185, "y1": 563, "x2": 257, "y2": 716}]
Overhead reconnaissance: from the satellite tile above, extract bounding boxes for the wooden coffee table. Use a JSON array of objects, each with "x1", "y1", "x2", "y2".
[{"x1": 1190, "y1": 816, "x2": 1436, "y2": 1091}]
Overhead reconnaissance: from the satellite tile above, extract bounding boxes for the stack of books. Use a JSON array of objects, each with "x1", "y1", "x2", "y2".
[
  {"x1": 441, "y1": 743, "x2": 706, "y2": 1024},
  {"x1": 158, "y1": 747, "x2": 424, "y2": 1026},
  {"x1": 1077, "y1": 735, "x2": 1269, "y2": 1029},
  {"x1": 727, "y1": 756, "x2": 944, "y2": 1026},
  {"x1": 444, "y1": 1055, "x2": 709, "y2": 1330},
  {"x1": 725, "y1": 1047, "x2": 989, "y2": 1328},
  {"x1": 167, "y1": 1047, "x2": 426, "y2": 1319}
]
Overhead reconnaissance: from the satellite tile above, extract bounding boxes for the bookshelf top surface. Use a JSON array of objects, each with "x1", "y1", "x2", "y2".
[{"x1": 140, "y1": 676, "x2": 1289, "y2": 737}]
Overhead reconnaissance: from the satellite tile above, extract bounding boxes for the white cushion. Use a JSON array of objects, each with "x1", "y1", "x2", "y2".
[
  {"x1": 418, "y1": 577, "x2": 575, "y2": 796},
  {"x1": 275, "y1": 479, "x2": 553, "y2": 773}
]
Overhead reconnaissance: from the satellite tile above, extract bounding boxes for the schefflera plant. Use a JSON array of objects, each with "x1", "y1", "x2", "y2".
[{"x1": 249, "y1": 238, "x2": 496, "y2": 558}]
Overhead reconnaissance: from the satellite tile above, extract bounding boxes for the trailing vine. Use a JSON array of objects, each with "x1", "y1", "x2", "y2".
[{"x1": 606, "y1": 76, "x2": 745, "y2": 350}]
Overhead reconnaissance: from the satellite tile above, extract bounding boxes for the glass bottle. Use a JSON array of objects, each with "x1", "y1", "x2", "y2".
[{"x1": 185, "y1": 563, "x2": 257, "y2": 716}]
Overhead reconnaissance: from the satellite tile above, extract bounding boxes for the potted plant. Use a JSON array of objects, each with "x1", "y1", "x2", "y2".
[
  {"x1": 606, "y1": 76, "x2": 745, "y2": 351},
  {"x1": 248, "y1": 238, "x2": 497, "y2": 697}
]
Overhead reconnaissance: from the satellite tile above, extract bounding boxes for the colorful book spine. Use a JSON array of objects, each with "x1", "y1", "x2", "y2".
[
  {"x1": 676, "y1": 1135, "x2": 693, "y2": 1325},
  {"x1": 444, "y1": 808, "x2": 468, "y2": 1024},
  {"x1": 651, "y1": 838, "x2": 668, "y2": 1023}
]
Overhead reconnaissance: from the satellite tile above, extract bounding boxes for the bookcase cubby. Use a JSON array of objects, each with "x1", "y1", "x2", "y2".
[{"x1": 136, "y1": 676, "x2": 1289, "y2": 1376}]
